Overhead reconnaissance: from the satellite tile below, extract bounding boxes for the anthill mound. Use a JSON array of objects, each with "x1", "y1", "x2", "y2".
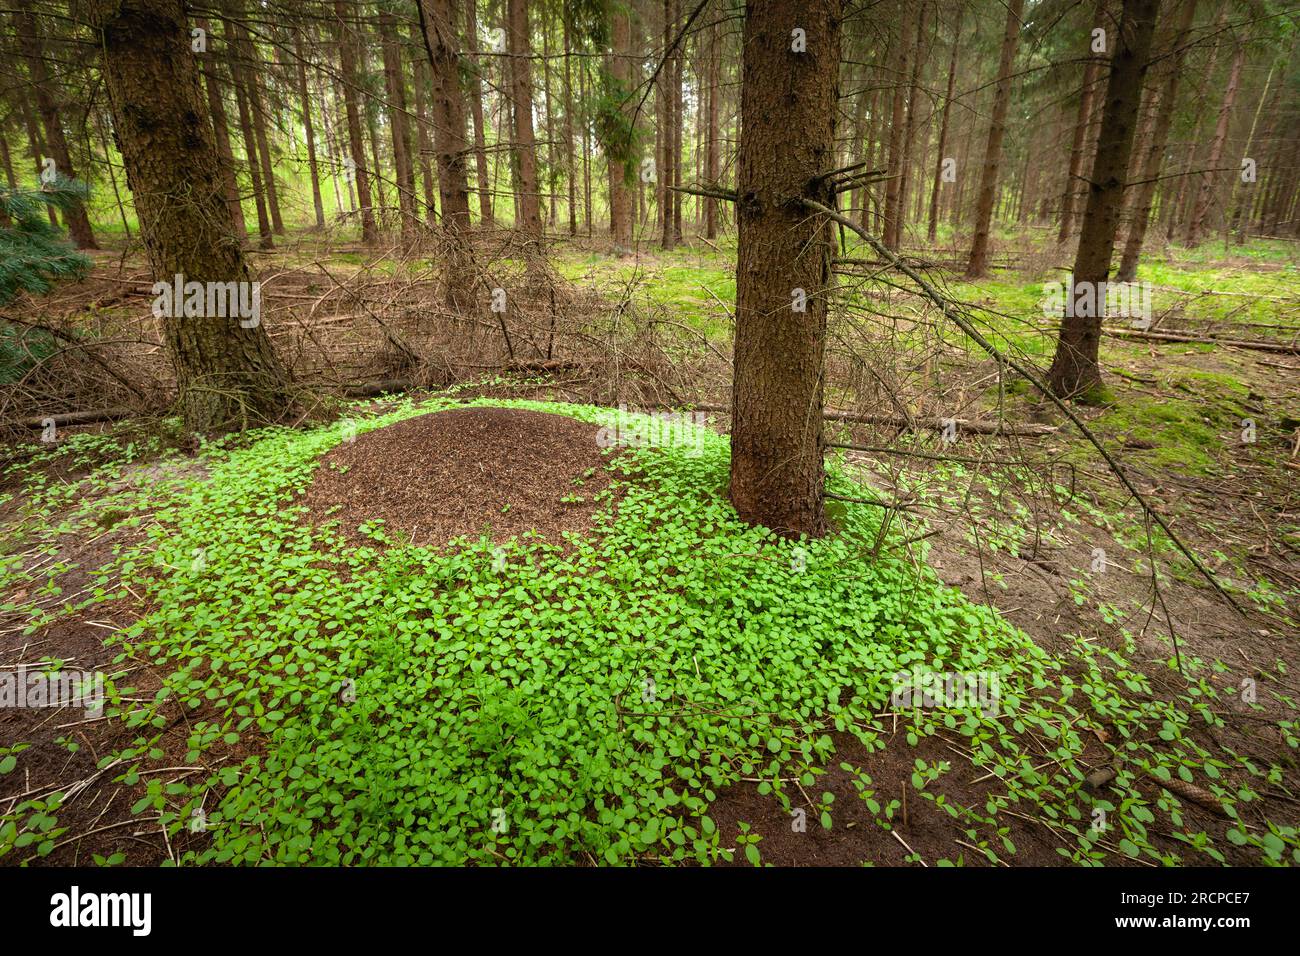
[{"x1": 301, "y1": 406, "x2": 617, "y2": 550}]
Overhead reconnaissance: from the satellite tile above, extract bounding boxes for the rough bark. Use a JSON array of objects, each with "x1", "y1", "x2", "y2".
[
  {"x1": 1047, "y1": 0, "x2": 1163, "y2": 400},
  {"x1": 84, "y1": 0, "x2": 292, "y2": 432},
  {"x1": 730, "y1": 0, "x2": 842, "y2": 538}
]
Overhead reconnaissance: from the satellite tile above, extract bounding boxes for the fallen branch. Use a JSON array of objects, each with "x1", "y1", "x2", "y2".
[
  {"x1": 800, "y1": 196, "x2": 1247, "y2": 633},
  {"x1": 685, "y1": 403, "x2": 1056, "y2": 436},
  {"x1": 19, "y1": 407, "x2": 133, "y2": 429},
  {"x1": 1105, "y1": 327, "x2": 1300, "y2": 355}
]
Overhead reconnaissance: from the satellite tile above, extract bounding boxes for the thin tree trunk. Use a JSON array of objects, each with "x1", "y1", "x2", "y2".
[
  {"x1": 464, "y1": 0, "x2": 494, "y2": 226},
  {"x1": 562, "y1": 7, "x2": 578, "y2": 236},
  {"x1": 705, "y1": 12, "x2": 721, "y2": 239},
  {"x1": 1059, "y1": 0, "x2": 1107, "y2": 243},
  {"x1": 294, "y1": 30, "x2": 326, "y2": 229},
  {"x1": 607, "y1": 8, "x2": 634, "y2": 251},
  {"x1": 379, "y1": 10, "x2": 417, "y2": 241},
  {"x1": 1047, "y1": 0, "x2": 1163, "y2": 401},
  {"x1": 660, "y1": 0, "x2": 676, "y2": 250},
  {"x1": 882, "y1": 0, "x2": 910, "y2": 250},
  {"x1": 407, "y1": 19, "x2": 439, "y2": 224},
  {"x1": 197, "y1": 21, "x2": 247, "y2": 241},
  {"x1": 333, "y1": 0, "x2": 377, "y2": 244},
  {"x1": 927, "y1": 8, "x2": 961, "y2": 243},
  {"x1": 229, "y1": 45, "x2": 273, "y2": 249},
  {"x1": 671, "y1": 1, "x2": 684, "y2": 242},
  {"x1": 964, "y1": 0, "x2": 1024, "y2": 277},
  {"x1": 507, "y1": 0, "x2": 543, "y2": 238},
  {"x1": 15, "y1": 0, "x2": 97, "y2": 248},
  {"x1": 896, "y1": 3, "x2": 929, "y2": 248},
  {"x1": 231, "y1": 14, "x2": 284, "y2": 236},
  {"x1": 1117, "y1": 0, "x2": 1198, "y2": 281},
  {"x1": 1186, "y1": 35, "x2": 1246, "y2": 246}
]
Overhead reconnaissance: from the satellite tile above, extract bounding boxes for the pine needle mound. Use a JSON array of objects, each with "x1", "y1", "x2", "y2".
[{"x1": 301, "y1": 406, "x2": 617, "y2": 549}]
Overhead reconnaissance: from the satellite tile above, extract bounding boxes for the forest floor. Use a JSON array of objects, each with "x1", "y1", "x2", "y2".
[{"x1": 0, "y1": 227, "x2": 1297, "y2": 866}]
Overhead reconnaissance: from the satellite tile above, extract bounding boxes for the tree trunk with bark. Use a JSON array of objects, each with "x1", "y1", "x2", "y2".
[
  {"x1": 16, "y1": 0, "x2": 97, "y2": 248},
  {"x1": 333, "y1": 0, "x2": 377, "y2": 244},
  {"x1": 1047, "y1": 0, "x2": 1163, "y2": 401},
  {"x1": 463, "y1": 0, "x2": 495, "y2": 227},
  {"x1": 506, "y1": 0, "x2": 543, "y2": 237},
  {"x1": 730, "y1": 0, "x2": 842, "y2": 538},
  {"x1": 1117, "y1": 0, "x2": 1197, "y2": 281},
  {"x1": 927, "y1": 8, "x2": 961, "y2": 243},
  {"x1": 1186, "y1": 33, "x2": 1246, "y2": 246},
  {"x1": 85, "y1": 0, "x2": 292, "y2": 432},
  {"x1": 964, "y1": 0, "x2": 1024, "y2": 277},
  {"x1": 293, "y1": 29, "x2": 326, "y2": 229}
]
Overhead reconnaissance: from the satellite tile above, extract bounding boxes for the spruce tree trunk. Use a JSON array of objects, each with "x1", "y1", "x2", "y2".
[
  {"x1": 1186, "y1": 35, "x2": 1245, "y2": 246},
  {"x1": 378, "y1": 10, "x2": 417, "y2": 241},
  {"x1": 1059, "y1": 0, "x2": 1107, "y2": 244},
  {"x1": 228, "y1": 43, "x2": 274, "y2": 249},
  {"x1": 964, "y1": 0, "x2": 1024, "y2": 277},
  {"x1": 196, "y1": 21, "x2": 247, "y2": 242},
  {"x1": 417, "y1": 0, "x2": 476, "y2": 308},
  {"x1": 407, "y1": 21, "x2": 440, "y2": 224},
  {"x1": 16, "y1": 0, "x2": 97, "y2": 248},
  {"x1": 230, "y1": 14, "x2": 284, "y2": 236},
  {"x1": 507, "y1": 0, "x2": 543, "y2": 238},
  {"x1": 333, "y1": 0, "x2": 377, "y2": 244},
  {"x1": 730, "y1": 0, "x2": 841, "y2": 538},
  {"x1": 607, "y1": 9, "x2": 634, "y2": 251},
  {"x1": 1047, "y1": 0, "x2": 1163, "y2": 401},
  {"x1": 671, "y1": 2, "x2": 684, "y2": 243},
  {"x1": 882, "y1": 1, "x2": 909, "y2": 250},
  {"x1": 704, "y1": 15, "x2": 720, "y2": 240},
  {"x1": 294, "y1": 30, "x2": 326, "y2": 230},
  {"x1": 928, "y1": 8, "x2": 961, "y2": 243},
  {"x1": 1117, "y1": 0, "x2": 1197, "y2": 281},
  {"x1": 659, "y1": 0, "x2": 676, "y2": 250},
  {"x1": 85, "y1": 0, "x2": 292, "y2": 432},
  {"x1": 464, "y1": 0, "x2": 495, "y2": 226},
  {"x1": 562, "y1": 8, "x2": 578, "y2": 236}
]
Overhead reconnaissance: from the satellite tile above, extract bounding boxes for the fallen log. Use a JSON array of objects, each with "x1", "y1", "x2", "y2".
[{"x1": 1106, "y1": 327, "x2": 1300, "y2": 355}]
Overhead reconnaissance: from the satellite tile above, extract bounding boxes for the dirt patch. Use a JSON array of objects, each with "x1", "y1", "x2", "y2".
[
  {"x1": 300, "y1": 406, "x2": 618, "y2": 550},
  {"x1": 705, "y1": 730, "x2": 1068, "y2": 867}
]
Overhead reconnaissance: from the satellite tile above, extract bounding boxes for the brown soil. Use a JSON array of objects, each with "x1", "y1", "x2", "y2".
[{"x1": 300, "y1": 406, "x2": 617, "y2": 550}]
